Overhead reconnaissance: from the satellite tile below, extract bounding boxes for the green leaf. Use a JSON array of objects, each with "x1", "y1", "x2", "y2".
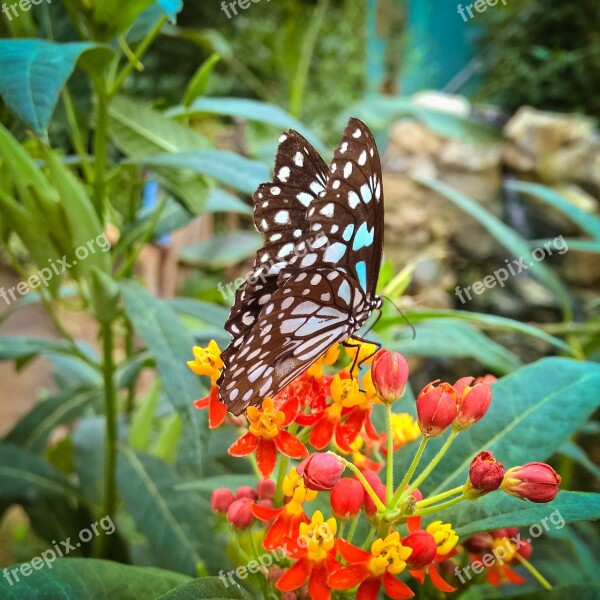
[
  {"x1": 93, "y1": 0, "x2": 154, "y2": 40},
  {"x1": 156, "y1": 576, "x2": 254, "y2": 599},
  {"x1": 4, "y1": 388, "x2": 101, "y2": 452},
  {"x1": 183, "y1": 54, "x2": 221, "y2": 107},
  {"x1": 167, "y1": 298, "x2": 229, "y2": 329},
  {"x1": 129, "y1": 151, "x2": 269, "y2": 195},
  {"x1": 442, "y1": 491, "x2": 600, "y2": 538},
  {"x1": 0, "y1": 337, "x2": 73, "y2": 361},
  {"x1": 383, "y1": 308, "x2": 576, "y2": 356},
  {"x1": 167, "y1": 97, "x2": 327, "y2": 155},
  {"x1": 120, "y1": 282, "x2": 206, "y2": 468},
  {"x1": 390, "y1": 319, "x2": 522, "y2": 374},
  {"x1": 117, "y1": 448, "x2": 228, "y2": 576},
  {"x1": 506, "y1": 181, "x2": 600, "y2": 241},
  {"x1": 153, "y1": 413, "x2": 183, "y2": 463},
  {"x1": 0, "y1": 40, "x2": 102, "y2": 137},
  {"x1": 73, "y1": 417, "x2": 106, "y2": 507},
  {"x1": 205, "y1": 189, "x2": 252, "y2": 215},
  {"x1": 130, "y1": 382, "x2": 160, "y2": 451},
  {"x1": 559, "y1": 441, "x2": 600, "y2": 480},
  {"x1": 421, "y1": 358, "x2": 600, "y2": 496},
  {"x1": 418, "y1": 178, "x2": 572, "y2": 315},
  {"x1": 179, "y1": 231, "x2": 263, "y2": 269},
  {"x1": 0, "y1": 443, "x2": 77, "y2": 500},
  {"x1": 0, "y1": 558, "x2": 191, "y2": 599}
]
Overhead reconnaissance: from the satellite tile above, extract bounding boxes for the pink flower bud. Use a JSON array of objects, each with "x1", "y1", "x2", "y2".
[
  {"x1": 211, "y1": 487, "x2": 234, "y2": 514},
  {"x1": 416, "y1": 381, "x2": 458, "y2": 437},
  {"x1": 298, "y1": 452, "x2": 345, "y2": 491},
  {"x1": 257, "y1": 479, "x2": 276, "y2": 500},
  {"x1": 371, "y1": 350, "x2": 410, "y2": 404},
  {"x1": 403, "y1": 530, "x2": 437, "y2": 569},
  {"x1": 227, "y1": 498, "x2": 254, "y2": 529},
  {"x1": 331, "y1": 478, "x2": 365, "y2": 519},
  {"x1": 502, "y1": 462, "x2": 561, "y2": 503},
  {"x1": 466, "y1": 451, "x2": 505, "y2": 497},
  {"x1": 360, "y1": 472, "x2": 386, "y2": 517},
  {"x1": 236, "y1": 486, "x2": 257, "y2": 500},
  {"x1": 454, "y1": 377, "x2": 492, "y2": 430},
  {"x1": 464, "y1": 532, "x2": 494, "y2": 554}
]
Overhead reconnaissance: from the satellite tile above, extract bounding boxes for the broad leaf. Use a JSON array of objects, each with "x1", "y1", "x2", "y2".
[
  {"x1": 0, "y1": 337, "x2": 73, "y2": 361},
  {"x1": 0, "y1": 558, "x2": 190, "y2": 599},
  {"x1": 157, "y1": 576, "x2": 254, "y2": 599},
  {"x1": 179, "y1": 231, "x2": 263, "y2": 269}
]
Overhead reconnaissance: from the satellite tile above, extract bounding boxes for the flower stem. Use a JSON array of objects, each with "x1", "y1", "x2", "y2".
[
  {"x1": 362, "y1": 524, "x2": 377, "y2": 549},
  {"x1": 391, "y1": 436, "x2": 428, "y2": 506},
  {"x1": 273, "y1": 456, "x2": 289, "y2": 506},
  {"x1": 385, "y1": 403, "x2": 394, "y2": 504},
  {"x1": 346, "y1": 517, "x2": 359, "y2": 544},
  {"x1": 416, "y1": 485, "x2": 464, "y2": 509},
  {"x1": 344, "y1": 461, "x2": 386, "y2": 513},
  {"x1": 406, "y1": 429, "x2": 459, "y2": 495},
  {"x1": 514, "y1": 553, "x2": 553, "y2": 591},
  {"x1": 414, "y1": 493, "x2": 466, "y2": 516}
]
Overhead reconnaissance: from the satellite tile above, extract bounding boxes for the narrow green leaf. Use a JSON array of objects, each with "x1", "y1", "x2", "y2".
[
  {"x1": 130, "y1": 382, "x2": 160, "y2": 451},
  {"x1": 179, "y1": 231, "x2": 263, "y2": 269},
  {"x1": 153, "y1": 413, "x2": 183, "y2": 463},
  {"x1": 0, "y1": 337, "x2": 73, "y2": 361},
  {"x1": 183, "y1": 54, "x2": 221, "y2": 107}
]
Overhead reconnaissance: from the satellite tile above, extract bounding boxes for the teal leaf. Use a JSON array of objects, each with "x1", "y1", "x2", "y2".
[
  {"x1": 156, "y1": 576, "x2": 254, "y2": 599},
  {"x1": 179, "y1": 231, "x2": 263, "y2": 269},
  {"x1": 0, "y1": 40, "x2": 104, "y2": 137},
  {"x1": 0, "y1": 558, "x2": 191, "y2": 599}
]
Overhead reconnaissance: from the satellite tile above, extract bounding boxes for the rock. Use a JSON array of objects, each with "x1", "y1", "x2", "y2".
[
  {"x1": 503, "y1": 143, "x2": 536, "y2": 172},
  {"x1": 412, "y1": 91, "x2": 471, "y2": 117},
  {"x1": 387, "y1": 119, "x2": 444, "y2": 157},
  {"x1": 439, "y1": 139, "x2": 503, "y2": 171}
]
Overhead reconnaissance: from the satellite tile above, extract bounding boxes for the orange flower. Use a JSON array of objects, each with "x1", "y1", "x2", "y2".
[
  {"x1": 328, "y1": 531, "x2": 414, "y2": 599},
  {"x1": 193, "y1": 383, "x2": 227, "y2": 429},
  {"x1": 228, "y1": 396, "x2": 307, "y2": 477},
  {"x1": 276, "y1": 511, "x2": 340, "y2": 600},
  {"x1": 251, "y1": 468, "x2": 317, "y2": 551}
]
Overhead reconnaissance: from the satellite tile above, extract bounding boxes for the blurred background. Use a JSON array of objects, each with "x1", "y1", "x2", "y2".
[{"x1": 0, "y1": 0, "x2": 599, "y2": 584}]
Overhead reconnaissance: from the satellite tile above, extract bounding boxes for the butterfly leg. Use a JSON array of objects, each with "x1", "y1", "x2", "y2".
[{"x1": 342, "y1": 335, "x2": 382, "y2": 381}]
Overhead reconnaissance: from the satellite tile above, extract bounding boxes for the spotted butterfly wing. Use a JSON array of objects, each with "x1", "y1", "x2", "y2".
[{"x1": 219, "y1": 118, "x2": 384, "y2": 415}]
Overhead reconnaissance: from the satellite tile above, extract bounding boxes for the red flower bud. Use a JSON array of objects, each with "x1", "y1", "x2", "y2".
[
  {"x1": 298, "y1": 452, "x2": 345, "y2": 491},
  {"x1": 502, "y1": 462, "x2": 561, "y2": 503},
  {"x1": 454, "y1": 377, "x2": 492, "y2": 430},
  {"x1": 517, "y1": 538, "x2": 532, "y2": 559},
  {"x1": 403, "y1": 530, "x2": 437, "y2": 569},
  {"x1": 236, "y1": 485, "x2": 257, "y2": 500},
  {"x1": 464, "y1": 532, "x2": 494, "y2": 554},
  {"x1": 227, "y1": 498, "x2": 254, "y2": 529},
  {"x1": 257, "y1": 479, "x2": 276, "y2": 500},
  {"x1": 331, "y1": 478, "x2": 365, "y2": 519},
  {"x1": 371, "y1": 350, "x2": 410, "y2": 404},
  {"x1": 466, "y1": 451, "x2": 505, "y2": 497},
  {"x1": 416, "y1": 381, "x2": 458, "y2": 436},
  {"x1": 211, "y1": 487, "x2": 234, "y2": 514},
  {"x1": 359, "y1": 472, "x2": 386, "y2": 517}
]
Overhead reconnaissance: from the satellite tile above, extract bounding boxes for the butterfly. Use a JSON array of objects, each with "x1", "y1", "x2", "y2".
[{"x1": 218, "y1": 117, "x2": 384, "y2": 415}]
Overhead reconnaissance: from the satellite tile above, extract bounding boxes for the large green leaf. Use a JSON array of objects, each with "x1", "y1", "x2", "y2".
[
  {"x1": 129, "y1": 151, "x2": 269, "y2": 195},
  {"x1": 157, "y1": 577, "x2": 254, "y2": 599},
  {"x1": 120, "y1": 282, "x2": 206, "y2": 468},
  {"x1": 0, "y1": 40, "x2": 108, "y2": 137},
  {"x1": 179, "y1": 231, "x2": 262, "y2": 269},
  {"x1": 390, "y1": 319, "x2": 522, "y2": 374},
  {"x1": 117, "y1": 448, "x2": 228, "y2": 576},
  {"x1": 167, "y1": 97, "x2": 327, "y2": 155},
  {"x1": 0, "y1": 558, "x2": 190, "y2": 599},
  {"x1": 4, "y1": 388, "x2": 101, "y2": 452},
  {"x1": 73, "y1": 417, "x2": 107, "y2": 507},
  {"x1": 418, "y1": 178, "x2": 572, "y2": 315},
  {"x1": 0, "y1": 337, "x2": 73, "y2": 361},
  {"x1": 0, "y1": 443, "x2": 77, "y2": 501},
  {"x1": 93, "y1": 0, "x2": 154, "y2": 40},
  {"x1": 402, "y1": 358, "x2": 600, "y2": 497},
  {"x1": 440, "y1": 491, "x2": 600, "y2": 538}
]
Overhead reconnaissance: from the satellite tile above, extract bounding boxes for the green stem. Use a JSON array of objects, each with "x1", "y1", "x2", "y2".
[
  {"x1": 385, "y1": 403, "x2": 394, "y2": 504},
  {"x1": 110, "y1": 16, "x2": 167, "y2": 97},
  {"x1": 414, "y1": 493, "x2": 466, "y2": 517},
  {"x1": 391, "y1": 436, "x2": 428, "y2": 506},
  {"x1": 61, "y1": 88, "x2": 93, "y2": 183},
  {"x1": 97, "y1": 320, "x2": 117, "y2": 558},
  {"x1": 514, "y1": 553, "x2": 553, "y2": 591},
  {"x1": 92, "y1": 82, "x2": 109, "y2": 220},
  {"x1": 406, "y1": 429, "x2": 459, "y2": 495},
  {"x1": 338, "y1": 520, "x2": 347, "y2": 540},
  {"x1": 416, "y1": 485, "x2": 464, "y2": 509},
  {"x1": 345, "y1": 461, "x2": 385, "y2": 513},
  {"x1": 362, "y1": 524, "x2": 377, "y2": 550},
  {"x1": 346, "y1": 516, "x2": 359, "y2": 544},
  {"x1": 273, "y1": 456, "x2": 290, "y2": 506}
]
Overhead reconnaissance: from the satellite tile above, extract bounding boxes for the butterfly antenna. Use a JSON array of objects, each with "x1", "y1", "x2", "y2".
[{"x1": 381, "y1": 295, "x2": 417, "y2": 340}]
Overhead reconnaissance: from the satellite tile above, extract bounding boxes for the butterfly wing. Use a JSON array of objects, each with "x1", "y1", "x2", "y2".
[
  {"x1": 289, "y1": 117, "x2": 384, "y2": 298},
  {"x1": 221, "y1": 130, "x2": 329, "y2": 355},
  {"x1": 221, "y1": 268, "x2": 363, "y2": 415}
]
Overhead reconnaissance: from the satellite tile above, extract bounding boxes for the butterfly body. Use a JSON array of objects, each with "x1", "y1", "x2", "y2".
[{"x1": 218, "y1": 118, "x2": 384, "y2": 415}]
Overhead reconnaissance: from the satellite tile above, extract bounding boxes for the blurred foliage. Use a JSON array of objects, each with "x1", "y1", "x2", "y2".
[{"x1": 476, "y1": 0, "x2": 600, "y2": 116}]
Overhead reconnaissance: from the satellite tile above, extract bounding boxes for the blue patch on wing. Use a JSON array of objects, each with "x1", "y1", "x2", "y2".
[
  {"x1": 356, "y1": 261, "x2": 367, "y2": 291},
  {"x1": 352, "y1": 223, "x2": 374, "y2": 251}
]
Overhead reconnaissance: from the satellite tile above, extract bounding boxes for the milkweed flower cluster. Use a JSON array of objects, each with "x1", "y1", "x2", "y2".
[{"x1": 188, "y1": 341, "x2": 561, "y2": 598}]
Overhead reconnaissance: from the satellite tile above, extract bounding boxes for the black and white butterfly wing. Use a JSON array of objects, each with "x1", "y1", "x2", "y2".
[
  {"x1": 220, "y1": 130, "x2": 328, "y2": 359},
  {"x1": 219, "y1": 118, "x2": 384, "y2": 415}
]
